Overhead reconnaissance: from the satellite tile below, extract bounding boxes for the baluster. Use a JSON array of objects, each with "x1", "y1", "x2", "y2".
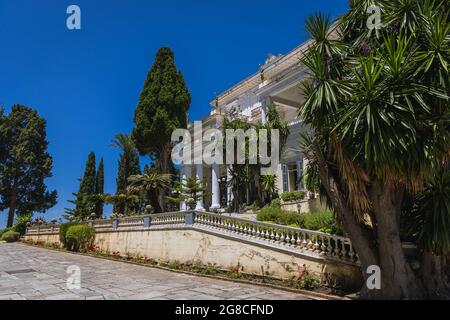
[
  {"x1": 333, "y1": 238, "x2": 341, "y2": 256},
  {"x1": 326, "y1": 236, "x2": 333, "y2": 255},
  {"x1": 320, "y1": 236, "x2": 326, "y2": 255},
  {"x1": 313, "y1": 236, "x2": 320, "y2": 252},
  {"x1": 348, "y1": 242, "x2": 355, "y2": 261},
  {"x1": 279, "y1": 230, "x2": 284, "y2": 243},
  {"x1": 341, "y1": 240, "x2": 347, "y2": 259},
  {"x1": 274, "y1": 230, "x2": 279, "y2": 242},
  {"x1": 307, "y1": 235, "x2": 314, "y2": 250},
  {"x1": 302, "y1": 233, "x2": 308, "y2": 249},
  {"x1": 285, "y1": 232, "x2": 291, "y2": 246},
  {"x1": 291, "y1": 232, "x2": 297, "y2": 246},
  {"x1": 296, "y1": 232, "x2": 302, "y2": 247}
]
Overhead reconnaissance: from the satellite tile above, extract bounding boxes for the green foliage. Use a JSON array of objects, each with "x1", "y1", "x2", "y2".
[
  {"x1": 111, "y1": 134, "x2": 141, "y2": 214},
  {"x1": 402, "y1": 171, "x2": 450, "y2": 255},
  {"x1": 256, "y1": 208, "x2": 304, "y2": 227},
  {"x1": 297, "y1": 273, "x2": 321, "y2": 290},
  {"x1": 281, "y1": 191, "x2": 306, "y2": 202},
  {"x1": 0, "y1": 105, "x2": 57, "y2": 227},
  {"x1": 257, "y1": 207, "x2": 340, "y2": 234},
  {"x1": 132, "y1": 47, "x2": 191, "y2": 174},
  {"x1": 302, "y1": 209, "x2": 341, "y2": 235},
  {"x1": 167, "y1": 177, "x2": 207, "y2": 210},
  {"x1": 223, "y1": 104, "x2": 290, "y2": 212},
  {"x1": 103, "y1": 194, "x2": 140, "y2": 216},
  {"x1": 0, "y1": 227, "x2": 14, "y2": 238},
  {"x1": 1, "y1": 230, "x2": 20, "y2": 242},
  {"x1": 270, "y1": 198, "x2": 281, "y2": 208},
  {"x1": 300, "y1": 0, "x2": 450, "y2": 260},
  {"x1": 260, "y1": 174, "x2": 278, "y2": 204},
  {"x1": 14, "y1": 213, "x2": 32, "y2": 235},
  {"x1": 65, "y1": 224, "x2": 95, "y2": 252},
  {"x1": 59, "y1": 222, "x2": 80, "y2": 247},
  {"x1": 94, "y1": 158, "x2": 104, "y2": 217},
  {"x1": 66, "y1": 153, "x2": 105, "y2": 220},
  {"x1": 127, "y1": 170, "x2": 172, "y2": 213}
]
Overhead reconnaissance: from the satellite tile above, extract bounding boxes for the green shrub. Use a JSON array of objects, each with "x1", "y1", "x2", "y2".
[
  {"x1": 65, "y1": 224, "x2": 95, "y2": 252},
  {"x1": 1, "y1": 230, "x2": 20, "y2": 242},
  {"x1": 302, "y1": 209, "x2": 341, "y2": 235},
  {"x1": 251, "y1": 201, "x2": 261, "y2": 212},
  {"x1": 0, "y1": 227, "x2": 14, "y2": 238},
  {"x1": 256, "y1": 207, "x2": 304, "y2": 227},
  {"x1": 297, "y1": 273, "x2": 321, "y2": 290},
  {"x1": 257, "y1": 207, "x2": 341, "y2": 235},
  {"x1": 59, "y1": 222, "x2": 80, "y2": 247},
  {"x1": 270, "y1": 198, "x2": 281, "y2": 208},
  {"x1": 281, "y1": 191, "x2": 306, "y2": 202},
  {"x1": 14, "y1": 213, "x2": 32, "y2": 235}
]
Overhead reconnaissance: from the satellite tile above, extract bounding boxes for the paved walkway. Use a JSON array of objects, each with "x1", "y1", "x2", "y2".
[{"x1": 0, "y1": 243, "x2": 313, "y2": 300}]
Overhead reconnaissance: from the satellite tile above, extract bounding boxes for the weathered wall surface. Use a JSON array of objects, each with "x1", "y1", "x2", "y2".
[
  {"x1": 281, "y1": 198, "x2": 326, "y2": 213},
  {"x1": 25, "y1": 228, "x2": 362, "y2": 289},
  {"x1": 24, "y1": 232, "x2": 59, "y2": 244}
]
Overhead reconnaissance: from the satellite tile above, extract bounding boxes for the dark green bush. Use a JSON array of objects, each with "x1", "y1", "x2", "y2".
[
  {"x1": 270, "y1": 198, "x2": 281, "y2": 208},
  {"x1": 281, "y1": 191, "x2": 306, "y2": 202},
  {"x1": 1, "y1": 230, "x2": 20, "y2": 242},
  {"x1": 302, "y1": 210, "x2": 341, "y2": 235},
  {"x1": 257, "y1": 207, "x2": 341, "y2": 235},
  {"x1": 65, "y1": 225, "x2": 95, "y2": 252},
  {"x1": 256, "y1": 207, "x2": 304, "y2": 226},
  {"x1": 0, "y1": 227, "x2": 14, "y2": 238},
  {"x1": 14, "y1": 213, "x2": 32, "y2": 235},
  {"x1": 59, "y1": 222, "x2": 80, "y2": 247}
]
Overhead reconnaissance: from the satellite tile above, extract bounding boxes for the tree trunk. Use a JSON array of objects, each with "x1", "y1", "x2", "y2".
[
  {"x1": 370, "y1": 182, "x2": 424, "y2": 299},
  {"x1": 310, "y1": 141, "x2": 381, "y2": 297},
  {"x1": 7, "y1": 186, "x2": 17, "y2": 227},
  {"x1": 419, "y1": 251, "x2": 450, "y2": 299}
]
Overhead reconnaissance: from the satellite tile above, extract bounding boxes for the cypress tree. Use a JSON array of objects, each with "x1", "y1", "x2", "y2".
[
  {"x1": 132, "y1": 47, "x2": 190, "y2": 211},
  {"x1": 111, "y1": 134, "x2": 141, "y2": 214},
  {"x1": 66, "y1": 152, "x2": 97, "y2": 220},
  {"x1": 132, "y1": 47, "x2": 191, "y2": 174},
  {"x1": 95, "y1": 158, "x2": 104, "y2": 217},
  {"x1": 78, "y1": 152, "x2": 96, "y2": 196},
  {"x1": 0, "y1": 105, "x2": 57, "y2": 227}
]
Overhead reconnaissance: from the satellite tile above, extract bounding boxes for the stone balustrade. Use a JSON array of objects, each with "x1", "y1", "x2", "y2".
[{"x1": 26, "y1": 211, "x2": 358, "y2": 266}]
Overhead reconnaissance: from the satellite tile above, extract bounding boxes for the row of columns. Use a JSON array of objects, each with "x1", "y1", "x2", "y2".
[{"x1": 180, "y1": 164, "x2": 232, "y2": 211}]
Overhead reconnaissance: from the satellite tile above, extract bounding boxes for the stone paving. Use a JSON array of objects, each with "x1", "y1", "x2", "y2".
[{"x1": 0, "y1": 243, "x2": 314, "y2": 300}]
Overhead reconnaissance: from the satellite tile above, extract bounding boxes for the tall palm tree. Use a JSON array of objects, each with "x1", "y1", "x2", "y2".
[
  {"x1": 127, "y1": 171, "x2": 172, "y2": 213},
  {"x1": 299, "y1": 1, "x2": 449, "y2": 299}
]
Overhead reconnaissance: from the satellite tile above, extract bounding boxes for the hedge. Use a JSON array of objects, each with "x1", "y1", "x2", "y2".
[
  {"x1": 1, "y1": 230, "x2": 20, "y2": 242},
  {"x1": 59, "y1": 222, "x2": 80, "y2": 247},
  {"x1": 65, "y1": 224, "x2": 95, "y2": 252}
]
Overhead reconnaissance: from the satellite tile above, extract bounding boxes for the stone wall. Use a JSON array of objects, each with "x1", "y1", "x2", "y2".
[{"x1": 25, "y1": 223, "x2": 362, "y2": 290}]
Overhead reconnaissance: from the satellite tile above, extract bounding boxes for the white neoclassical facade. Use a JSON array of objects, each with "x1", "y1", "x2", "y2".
[{"x1": 180, "y1": 39, "x2": 313, "y2": 211}]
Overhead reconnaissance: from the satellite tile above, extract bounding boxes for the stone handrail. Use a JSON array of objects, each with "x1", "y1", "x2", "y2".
[{"x1": 26, "y1": 211, "x2": 358, "y2": 265}]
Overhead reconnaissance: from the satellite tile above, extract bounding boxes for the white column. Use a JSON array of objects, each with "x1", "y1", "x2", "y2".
[
  {"x1": 195, "y1": 164, "x2": 205, "y2": 211},
  {"x1": 211, "y1": 163, "x2": 220, "y2": 209},
  {"x1": 227, "y1": 166, "x2": 234, "y2": 207},
  {"x1": 180, "y1": 166, "x2": 188, "y2": 211}
]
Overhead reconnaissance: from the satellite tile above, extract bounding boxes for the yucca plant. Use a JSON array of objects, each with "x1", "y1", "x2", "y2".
[{"x1": 299, "y1": 0, "x2": 449, "y2": 299}]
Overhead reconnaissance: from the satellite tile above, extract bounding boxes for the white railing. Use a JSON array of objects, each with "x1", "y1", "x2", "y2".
[
  {"x1": 26, "y1": 211, "x2": 358, "y2": 264},
  {"x1": 193, "y1": 212, "x2": 357, "y2": 263}
]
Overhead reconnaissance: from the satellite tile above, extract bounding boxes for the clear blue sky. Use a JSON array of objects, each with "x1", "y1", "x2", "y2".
[{"x1": 0, "y1": 0, "x2": 348, "y2": 227}]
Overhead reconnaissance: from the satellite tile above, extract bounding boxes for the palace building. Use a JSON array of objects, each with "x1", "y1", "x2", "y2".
[{"x1": 180, "y1": 38, "x2": 314, "y2": 212}]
